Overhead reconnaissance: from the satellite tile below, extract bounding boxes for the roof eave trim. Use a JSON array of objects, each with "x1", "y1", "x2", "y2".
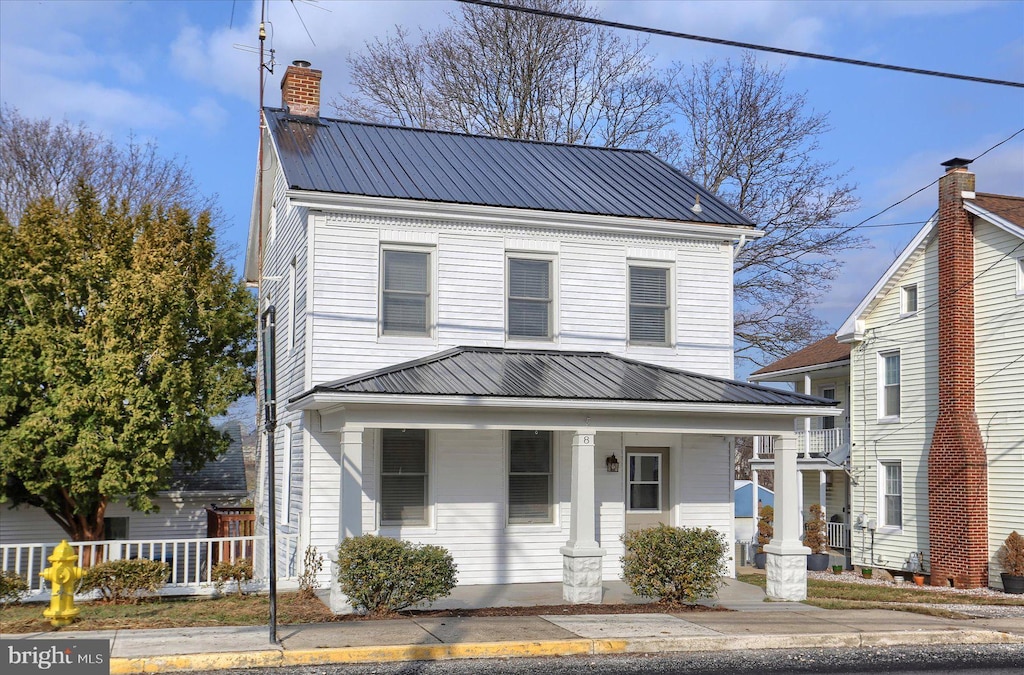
[
  {"x1": 285, "y1": 190, "x2": 765, "y2": 242},
  {"x1": 963, "y1": 201, "x2": 1024, "y2": 239},
  {"x1": 288, "y1": 391, "x2": 840, "y2": 417},
  {"x1": 836, "y1": 212, "x2": 938, "y2": 338},
  {"x1": 748, "y1": 358, "x2": 851, "y2": 382}
]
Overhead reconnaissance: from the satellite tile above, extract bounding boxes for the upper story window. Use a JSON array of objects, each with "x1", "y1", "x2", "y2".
[
  {"x1": 879, "y1": 351, "x2": 901, "y2": 420},
  {"x1": 507, "y1": 257, "x2": 553, "y2": 340},
  {"x1": 820, "y1": 386, "x2": 837, "y2": 430},
  {"x1": 380, "y1": 429, "x2": 429, "y2": 526},
  {"x1": 901, "y1": 284, "x2": 918, "y2": 315},
  {"x1": 1016, "y1": 257, "x2": 1023, "y2": 296},
  {"x1": 880, "y1": 461, "x2": 903, "y2": 529},
  {"x1": 381, "y1": 248, "x2": 431, "y2": 336},
  {"x1": 508, "y1": 431, "x2": 554, "y2": 524},
  {"x1": 629, "y1": 265, "x2": 670, "y2": 345}
]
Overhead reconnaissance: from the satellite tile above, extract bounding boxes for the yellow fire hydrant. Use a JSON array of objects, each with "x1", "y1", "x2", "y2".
[{"x1": 40, "y1": 540, "x2": 84, "y2": 627}]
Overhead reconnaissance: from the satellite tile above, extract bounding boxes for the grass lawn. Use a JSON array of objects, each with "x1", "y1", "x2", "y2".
[
  {"x1": 738, "y1": 573, "x2": 1024, "y2": 617},
  {"x1": 0, "y1": 591, "x2": 341, "y2": 634}
]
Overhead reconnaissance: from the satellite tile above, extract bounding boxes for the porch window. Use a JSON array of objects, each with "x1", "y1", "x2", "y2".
[
  {"x1": 508, "y1": 431, "x2": 553, "y2": 523},
  {"x1": 627, "y1": 453, "x2": 661, "y2": 511},
  {"x1": 381, "y1": 249, "x2": 431, "y2": 336},
  {"x1": 380, "y1": 429, "x2": 428, "y2": 525},
  {"x1": 508, "y1": 257, "x2": 553, "y2": 339},
  {"x1": 879, "y1": 351, "x2": 901, "y2": 420},
  {"x1": 628, "y1": 265, "x2": 670, "y2": 345},
  {"x1": 881, "y1": 461, "x2": 902, "y2": 529}
]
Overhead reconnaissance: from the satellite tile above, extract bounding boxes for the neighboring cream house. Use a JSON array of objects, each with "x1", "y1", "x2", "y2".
[
  {"x1": 837, "y1": 159, "x2": 1023, "y2": 589},
  {"x1": 246, "y1": 62, "x2": 840, "y2": 611}
]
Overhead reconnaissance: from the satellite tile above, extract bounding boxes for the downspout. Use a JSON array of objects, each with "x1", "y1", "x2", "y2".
[{"x1": 733, "y1": 234, "x2": 748, "y2": 260}]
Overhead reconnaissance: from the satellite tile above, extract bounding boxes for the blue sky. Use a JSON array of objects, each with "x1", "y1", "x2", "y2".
[{"x1": 2, "y1": 0, "x2": 1022, "y2": 376}]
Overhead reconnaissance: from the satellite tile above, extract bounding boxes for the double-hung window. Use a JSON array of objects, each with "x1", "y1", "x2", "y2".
[
  {"x1": 880, "y1": 461, "x2": 902, "y2": 529},
  {"x1": 381, "y1": 249, "x2": 431, "y2": 336},
  {"x1": 627, "y1": 453, "x2": 661, "y2": 511},
  {"x1": 879, "y1": 351, "x2": 901, "y2": 420},
  {"x1": 628, "y1": 265, "x2": 670, "y2": 345},
  {"x1": 901, "y1": 284, "x2": 918, "y2": 315},
  {"x1": 508, "y1": 431, "x2": 553, "y2": 523},
  {"x1": 507, "y1": 257, "x2": 553, "y2": 339},
  {"x1": 821, "y1": 386, "x2": 837, "y2": 430},
  {"x1": 380, "y1": 429, "x2": 429, "y2": 525}
]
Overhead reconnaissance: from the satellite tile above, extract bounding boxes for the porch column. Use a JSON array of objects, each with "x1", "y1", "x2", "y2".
[
  {"x1": 560, "y1": 428, "x2": 605, "y2": 604},
  {"x1": 329, "y1": 424, "x2": 364, "y2": 614},
  {"x1": 819, "y1": 471, "x2": 827, "y2": 518},
  {"x1": 765, "y1": 433, "x2": 810, "y2": 601},
  {"x1": 751, "y1": 468, "x2": 759, "y2": 543},
  {"x1": 802, "y1": 375, "x2": 812, "y2": 457}
]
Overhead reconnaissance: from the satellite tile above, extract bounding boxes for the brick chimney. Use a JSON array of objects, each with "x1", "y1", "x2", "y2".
[
  {"x1": 927, "y1": 158, "x2": 988, "y2": 589},
  {"x1": 280, "y1": 60, "x2": 322, "y2": 117}
]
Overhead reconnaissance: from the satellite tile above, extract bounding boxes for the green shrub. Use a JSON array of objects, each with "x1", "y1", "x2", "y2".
[
  {"x1": 621, "y1": 524, "x2": 727, "y2": 605},
  {"x1": 336, "y1": 535, "x2": 457, "y2": 615},
  {"x1": 0, "y1": 570, "x2": 29, "y2": 607},
  {"x1": 79, "y1": 558, "x2": 169, "y2": 604},
  {"x1": 211, "y1": 558, "x2": 254, "y2": 596},
  {"x1": 298, "y1": 545, "x2": 324, "y2": 599}
]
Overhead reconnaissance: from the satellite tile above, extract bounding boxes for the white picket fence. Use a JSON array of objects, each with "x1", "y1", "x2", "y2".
[{"x1": 2, "y1": 534, "x2": 299, "y2": 602}]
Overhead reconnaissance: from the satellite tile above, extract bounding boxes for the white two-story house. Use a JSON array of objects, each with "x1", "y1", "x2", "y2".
[{"x1": 245, "y1": 62, "x2": 839, "y2": 611}]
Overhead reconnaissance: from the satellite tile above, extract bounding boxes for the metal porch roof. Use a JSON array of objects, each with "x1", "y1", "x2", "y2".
[
  {"x1": 303, "y1": 347, "x2": 833, "y2": 407},
  {"x1": 265, "y1": 109, "x2": 754, "y2": 227}
]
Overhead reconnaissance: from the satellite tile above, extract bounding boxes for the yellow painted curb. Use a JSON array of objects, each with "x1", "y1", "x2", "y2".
[
  {"x1": 283, "y1": 639, "x2": 596, "y2": 665},
  {"x1": 110, "y1": 650, "x2": 283, "y2": 675}
]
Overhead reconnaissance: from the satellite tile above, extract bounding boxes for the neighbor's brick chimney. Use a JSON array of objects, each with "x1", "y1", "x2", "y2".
[
  {"x1": 281, "y1": 60, "x2": 321, "y2": 117},
  {"x1": 927, "y1": 158, "x2": 988, "y2": 589}
]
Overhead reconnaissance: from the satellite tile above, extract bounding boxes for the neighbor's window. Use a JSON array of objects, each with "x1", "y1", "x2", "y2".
[
  {"x1": 901, "y1": 284, "x2": 918, "y2": 315},
  {"x1": 507, "y1": 257, "x2": 553, "y2": 339},
  {"x1": 288, "y1": 258, "x2": 297, "y2": 350},
  {"x1": 380, "y1": 429, "x2": 428, "y2": 525},
  {"x1": 821, "y1": 386, "x2": 837, "y2": 430},
  {"x1": 627, "y1": 453, "x2": 661, "y2": 511},
  {"x1": 103, "y1": 517, "x2": 129, "y2": 540},
  {"x1": 381, "y1": 249, "x2": 431, "y2": 336},
  {"x1": 508, "y1": 431, "x2": 553, "y2": 523},
  {"x1": 879, "y1": 351, "x2": 901, "y2": 419},
  {"x1": 1016, "y1": 257, "x2": 1024, "y2": 295},
  {"x1": 881, "y1": 461, "x2": 903, "y2": 529},
  {"x1": 629, "y1": 265, "x2": 670, "y2": 345}
]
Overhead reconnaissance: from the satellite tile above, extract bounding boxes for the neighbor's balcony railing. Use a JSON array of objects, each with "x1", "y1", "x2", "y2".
[
  {"x1": 753, "y1": 427, "x2": 848, "y2": 461},
  {"x1": 827, "y1": 521, "x2": 848, "y2": 550}
]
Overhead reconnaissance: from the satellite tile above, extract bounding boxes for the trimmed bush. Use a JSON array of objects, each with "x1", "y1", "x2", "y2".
[
  {"x1": 336, "y1": 535, "x2": 457, "y2": 615},
  {"x1": 804, "y1": 504, "x2": 828, "y2": 555},
  {"x1": 756, "y1": 504, "x2": 774, "y2": 554},
  {"x1": 79, "y1": 558, "x2": 169, "y2": 604},
  {"x1": 999, "y1": 531, "x2": 1024, "y2": 576},
  {"x1": 298, "y1": 545, "x2": 324, "y2": 599},
  {"x1": 211, "y1": 558, "x2": 254, "y2": 596},
  {"x1": 621, "y1": 524, "x2": 727, "y2": 605},
  {"x1": 0, "y1": 570, "x2": 29, "y2": 607}
]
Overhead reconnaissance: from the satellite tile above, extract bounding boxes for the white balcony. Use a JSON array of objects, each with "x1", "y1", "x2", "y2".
[{"x1": 753, "y1": 427, "x2": 848, "y2": 462}]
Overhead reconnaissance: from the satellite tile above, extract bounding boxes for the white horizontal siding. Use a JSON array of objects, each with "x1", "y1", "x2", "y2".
[{"x1": 676, "y1": 435, "x2": 735, "y2": 577}]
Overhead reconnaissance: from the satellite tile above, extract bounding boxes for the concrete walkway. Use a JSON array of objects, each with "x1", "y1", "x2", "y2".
[{"x1": 10, "y1": 578, "x2": 1024, "y2": 673}]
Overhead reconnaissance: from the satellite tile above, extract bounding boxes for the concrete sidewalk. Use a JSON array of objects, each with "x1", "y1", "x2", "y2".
[{"x1": 10, "y1": 578, "x2": 1024, "y2": 673}]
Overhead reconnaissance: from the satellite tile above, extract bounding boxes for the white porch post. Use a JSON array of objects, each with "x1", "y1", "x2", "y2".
[
  {"x1": 560, "y1": 429, "x2": 605, "y2": 604},
  {"x1": 751, "y1": 468, "x2": 759, "y2": 543},
  {"x1": 765, "y1": 433, "x2": 810, "y2": 601},
  {"x1": 802, "y1": 374, "x2": 812, "y2": 457},
  {"x1": 819, "y1": 470, "x2": 827, "y2": 519},
  {"x1": 329, "y1": 424, "x2": 364, "y2": 614}
]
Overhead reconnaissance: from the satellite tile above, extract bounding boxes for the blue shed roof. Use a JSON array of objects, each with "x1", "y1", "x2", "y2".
[
  {"x1": 264, "y1": 109, "x2": 754, "y2": 227},
  {"x1": 734, "y1": 480, "x2": 775, "y2": 517}
]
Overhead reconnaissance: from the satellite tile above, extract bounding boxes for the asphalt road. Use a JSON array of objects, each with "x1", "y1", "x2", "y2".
[{"x1": 205, "y1": 644, "x2": 1024, "y2": 674}]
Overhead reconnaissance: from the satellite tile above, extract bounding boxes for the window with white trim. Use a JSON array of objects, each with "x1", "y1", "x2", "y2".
[
  {"x1": 821, "y1": 386, "x2": 836, "y2": 430},
  {"x1": 507, "y1": 257, "x2": 553, "y2": 339},
  {"x1": 380, "y1": 429, "x2": 429, "y2": 525},
  {"x1": 507, "y1": 431, "x2": 553, "y2": 524},
  {"x1": 627, "y1": 453, "x2": 661, "y2": 511},
  {"x1": 880, "y1": 461, "x2": 902, "y2": 529},
  {"x1": 879, "y1": 351, "x2": 901, "y2": 420},
  {"x1": 1016, "y1": 257, "x2": 1024, "y2": 295},
  {"x1": 901, "y1": 284, "x2": 918, "y2": 315},
  {"x1": 628, "y1": 265, "x2": 670, "y2": 345},
  {"x1": 381, "y1": 248, "x2": 431, "y2": 336}
]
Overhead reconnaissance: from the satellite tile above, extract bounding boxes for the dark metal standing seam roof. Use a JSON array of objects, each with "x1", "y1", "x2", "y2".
[
  {"x1": 265, "y1": 109, "x2": 754, "y2": 227},
  {"x1": 168, "y1": 423, "x2": 248, "y2": 493},
  {"x1": 300, "y1": 347, "x2": 834, "y2": 407}
]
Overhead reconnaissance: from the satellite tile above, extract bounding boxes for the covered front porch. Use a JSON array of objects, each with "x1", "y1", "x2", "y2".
[{"x1": 290, "y1": 348, "x2": 839, "y2": 612}]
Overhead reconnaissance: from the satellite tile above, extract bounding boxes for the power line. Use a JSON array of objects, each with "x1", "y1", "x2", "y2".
[{"x1": 457, "y1": 0, "x2": 1024, "y2": 89}]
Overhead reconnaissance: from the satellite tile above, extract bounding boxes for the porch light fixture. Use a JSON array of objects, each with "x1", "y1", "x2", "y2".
[{"x1": 606, "y1": 454, "x2": 620, "y2": 473}]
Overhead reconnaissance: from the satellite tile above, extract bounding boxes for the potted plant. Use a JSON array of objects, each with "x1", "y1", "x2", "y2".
[
  {"x1": 998, "y1": 531, "x2": 1024, "y2": 594},
  {"x1": 861, "y1": 566, "x2": 873, "y2": 579},
  {"x1": 804, "y1": 504, "x2": 830, "y2": 571},
  {"x1": 832, "y1": 564, "x2": 844, "y2": 575},
  {"x1": 912, "y1": 551, "x2": 926, "y2": 586},
  {"x1": 754, "y1": 504, "x2": 773, "y2": 569}
]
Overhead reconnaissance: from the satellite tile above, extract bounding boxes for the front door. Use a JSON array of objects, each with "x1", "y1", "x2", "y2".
[{"x1": 624, "y1": 447, "x2": 670, "y2": 532}]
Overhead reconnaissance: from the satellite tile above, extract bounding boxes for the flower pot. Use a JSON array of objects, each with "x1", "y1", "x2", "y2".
[
  {"x1": 862, "y1": 568, "x2": 873, "y2": 579},
  {"x1": 913, "y1": 573, "x2": 925, "y2": 586},
  {"x1": 832, "y1": 565, "x2": 843, "y2": 575},
  {"x1": 753, "y1": 552, "x2": 767, "y2": 569},
  {"x1": 1001, "y1": 572, "x2": 1024, "y2": 594},
  {"x1": 807, "y1": 552, "x2": 830, "y2": 571}
]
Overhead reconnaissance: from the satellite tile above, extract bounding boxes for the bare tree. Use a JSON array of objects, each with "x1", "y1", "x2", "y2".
[
  {"x1": 336, "y1": 0, "x2": 679, "y2": 156},
  {"x1": 671, "y1": 55, "x2": 863, "y2": 365},
  {"x1": 0, "y1": 106, "x2": 216, "y2": 225}
]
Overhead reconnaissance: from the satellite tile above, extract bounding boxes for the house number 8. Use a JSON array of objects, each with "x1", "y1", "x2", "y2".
[{"x1": 583, "y1": 436, "x2": 591, "y2": 444}]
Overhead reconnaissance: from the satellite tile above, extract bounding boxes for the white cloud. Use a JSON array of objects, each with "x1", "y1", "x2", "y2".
[{"x1": 189, "y1": 97, "x2": 230, "y2": 135}]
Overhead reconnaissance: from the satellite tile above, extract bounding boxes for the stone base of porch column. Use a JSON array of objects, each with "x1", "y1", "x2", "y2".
[
  {"x1": 560, "y1": 546, "x2": 606, "y2": 604},
  {"x1": 764, "y1": 542, "x2": 811, "y2": 602}
]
